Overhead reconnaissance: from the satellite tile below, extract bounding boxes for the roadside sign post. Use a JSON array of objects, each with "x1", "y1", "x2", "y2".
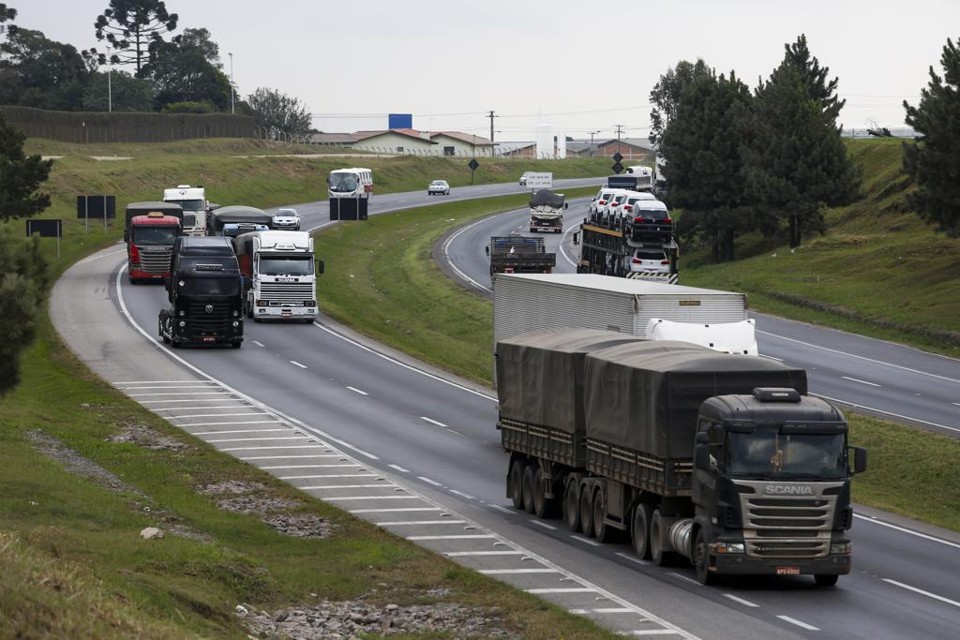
[
  {"x1": 26, "y1": 219, "x2": 63, "y2": 260},
  {"x1": 468, "y1": 158, "x2": 479, "y2": 184}
]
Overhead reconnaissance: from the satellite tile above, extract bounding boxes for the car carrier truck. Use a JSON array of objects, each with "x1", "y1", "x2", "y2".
[
  {"x1": 493, "y1": 273, "x2": 757, "y2": 356},
  {"x1": 232, "y1": 230, "x2": 322, "y2": 323},
  {"x1": 496, "y1": 326, "x2": 867, "y2": 586},
  {"x1": 486, "y1": 235, "x2": 556, "y2": 278}
]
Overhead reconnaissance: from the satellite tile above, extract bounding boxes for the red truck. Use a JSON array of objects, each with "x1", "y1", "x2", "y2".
[{"x1": 127, "y1": 211, "x2": 183, "y2": 284}]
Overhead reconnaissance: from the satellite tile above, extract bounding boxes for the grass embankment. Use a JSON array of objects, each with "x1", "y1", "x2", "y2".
[{"x1": 0, "y1": 141, "x2": 617, "y2": 638}]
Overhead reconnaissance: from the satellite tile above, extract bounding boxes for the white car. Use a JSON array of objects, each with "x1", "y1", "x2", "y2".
[
  {"x1": 626, "y1": 247, "x2": 672, "y2": 274},
  {"x1": 613, "y1": 191, "x2": 658, "y2": 219},
  {"x1": 271, "y1": 208, "x2": 300, "y2": 230},
  {"x1": 428, "y1": 180, "x2": 450, "y2": 195},
  {"x1": 589, "y1": 187, "x2": 618, "y2": 216}
]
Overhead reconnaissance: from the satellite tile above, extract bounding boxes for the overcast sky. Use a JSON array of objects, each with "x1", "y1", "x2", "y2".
[{"x1": 10, "y1": 0, "x2": 960, "y2": 141}]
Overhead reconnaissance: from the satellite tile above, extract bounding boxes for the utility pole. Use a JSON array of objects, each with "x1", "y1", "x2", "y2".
[
  {"x1": 588, "y1": 130, "x2": 600, "y2": 157},
  {"x1": 614, "y1": 124, "x2": 624, "y2": 155},
  {"x1": 229, "y1": 52, "x2": 235, "y2": 114},
  {"x1": 488, "y1": 110, "x2": 498, "y2": 143},
  {"x1": 107, "y1": 46, "x2": 112, "y2": 113}
]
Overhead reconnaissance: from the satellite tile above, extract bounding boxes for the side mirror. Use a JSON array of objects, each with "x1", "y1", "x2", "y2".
[
  {"x1": 316, "y1": 259, "x2": 325, "y2": 275},
  {"x1": 851, "y1": 446, "x2": 867, "y2": 474},
  {"x1": 572, "y1": 232, "x2": 580, "y2": 246},
  {"x1": 485, "y1": 246, "x2": 490, "y2": 256},
  {"x1": 564, "y1": 202, "x2": 569, "y2": 210},
  {"x1": 694, "y1": 444, "x2": 710, "y2": 471},
  {"x1": 163, "y1": 276, "x2": 171, "y2": 292},
  {"x1": 123, "y1": 230, "x2": 129, "y2": 243}
]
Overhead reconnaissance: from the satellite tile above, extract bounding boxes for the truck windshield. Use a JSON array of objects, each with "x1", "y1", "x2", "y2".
[
  {"x1": 169, "y1": 199, "x2": 204, "y2": 212},
  {"x1": 132, "y1": 226, "x2": 179, "y2": 245},
  {"x1": 727, "y1": 427, "x2": 847, "y2": 479},
  {"x1": 259, "y1": 255, "x2": 314, "y2": 276},
  {"x1": 177, "y1": 277, "x2": 240, "y2": 296}
]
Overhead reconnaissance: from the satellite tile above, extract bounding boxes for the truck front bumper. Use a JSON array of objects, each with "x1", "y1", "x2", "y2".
[
  {"x1": 254, "y1": 305, "x2": 318, "y2": 320},
  {"x1": 713, "y1": 552, "x2": 851, "y2": 576}
]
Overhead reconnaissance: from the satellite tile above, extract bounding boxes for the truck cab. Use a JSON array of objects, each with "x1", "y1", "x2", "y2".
[
  {"x1": 158, "y1": 237, "x2": 244, "y2": 348},
  {"x1": 232, "y1": 230, "x2": 322, "y2": 323},
  {"x1": 529, "y1": 189, "x2": 567, "y2": 234},
  {"x1": 126, "y1": 211, "x2": 182, "y2": 284},
  {"x1": 162, "y1": 185, "x2": 208, "y2": 237}
]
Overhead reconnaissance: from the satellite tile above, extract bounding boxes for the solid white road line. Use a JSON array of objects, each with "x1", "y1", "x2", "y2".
[
  {"x1": 777, "y1": 615, "x2": 819, "y2": 631},
  {"x1": 883, "y1": 579, "x2": 960, "y2": 608}
]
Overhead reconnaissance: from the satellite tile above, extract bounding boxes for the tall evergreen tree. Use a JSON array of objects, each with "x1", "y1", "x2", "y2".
[
  {"x1": 660, "y1": 70, "x2": 754, "y2": 262},
  {"x1": 902, "y1": 37, "x2": 960, "y2": 238},
  {"x1": 747, "y1": 36, "x2": 861, "y2": 248},
  {"x1": 143, "y1": 28, "x2": 230, "y2": 111},
  {"x1": 247, "y1": 87, "x2": 313, "y2": 140},
  {"x1": 94, "y1": 0, "x2": 178, "y2": 75},
  {"x1": 648, "y1": 59, "x2": 712, "y2": 146},
  {"x1": 0, "y1": 112, "x2": 51, "y2": 393},
  {"x1": 0, "y1": 26, "x2": 89, "y2": 110}
]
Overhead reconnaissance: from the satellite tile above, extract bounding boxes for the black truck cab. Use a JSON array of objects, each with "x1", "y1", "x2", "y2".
[{"x1": 158, "y1": 237, "x2": 244, "y2": 348}]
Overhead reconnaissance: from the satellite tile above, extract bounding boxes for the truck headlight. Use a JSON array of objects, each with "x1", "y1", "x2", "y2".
[
  {"x1": 232, "y1": 310, "x2": 238, "y2": 317},
  {"x1": 232, "y1": 321, "x2": 239, "y2": 327},
  {"x1": 712, "y1": 542, "x2": 745, "y2": 555},
  {"x1": 178, "y1": 320, "x2": 186, "y2": 328},
  {"x1": 178, "y1": 310, "x2": 185, "y2": 317},
  {"x1": 830, "y1": 542, "x2": 851, "y2": 555}
]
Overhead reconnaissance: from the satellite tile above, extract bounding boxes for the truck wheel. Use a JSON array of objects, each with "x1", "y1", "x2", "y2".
[
  {"x1": 532, "y1": 467, "x2": 548, "y2": 518},
  {"x1": 231, "y1": 341, "x2": 241, "y2": 349},
  {"x1": 578, "y1": 489, "x2": 594, "y2": 537},
  {"x1": 631, "y1": 503, "x2": 653, "y2": 560},
  {"x1": 563, "y1": 481, "x2": 580, "y2": 532},
  {"x1": 814, "y1": 574, "x2": 839, "y2": 587},
  {"x1": 521, "y1": 464, "x2": 537, "y2": 515},
  {"x1": 592, "y1": 487, "x2": 615, "y2": 543},
  {"x1": 509, "y1": 460, "x2": 525, "y2": 510},
  {"x1": 650, "y1": 509, "x2": 673, "y2": 566},
  {"x1": 694, "y1": 529, "x2": 716, "y2": 585}
]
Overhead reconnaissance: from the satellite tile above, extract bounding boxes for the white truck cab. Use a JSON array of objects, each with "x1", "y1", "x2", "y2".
[{"x1": 162, "y1": 185, "x2": 208, "y2": 236}]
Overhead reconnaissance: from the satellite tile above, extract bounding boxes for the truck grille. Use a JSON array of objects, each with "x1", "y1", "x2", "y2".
[
  {"x1": 187, "y1": 301, "x2": 232, "y2": 330},
  {"x1": 738, "y1": 485, "x2": 839, "y2": 559},
  {"x1": 137, "y1": 247, "x2": 173, "y2": 274},
  {"x1": 259, "y1": 282, "x2": 314, "y2": 304}
]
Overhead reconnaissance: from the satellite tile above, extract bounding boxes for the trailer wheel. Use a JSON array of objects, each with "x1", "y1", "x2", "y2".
[
  {"x1": 532, "y1": 467, "x2": 553, "y2": 519},
  {"x1": 521, "y1": 464, "x2": 537, "y2": 515},
  {"x1": 509, "y1": 459, "x2": 525, "y2": 510},
  {"x1": 592, "y1": 487, "x2": 615, "y2": 543},
  {"x1": 814, "y1": 574, "x2": 839, "y2": 587},
  {"x1": 631, "y1": 503, "x2": 653, "y2": 560},
  {"x1": 694, "y1": 529, "x2": 716, "y2": 585},
  {"x1": 563, "y1": 481, "x2": 580, "y2": 532},
  {"x1": 578, "y1": 489, "x2": 594, "y2": 537}
]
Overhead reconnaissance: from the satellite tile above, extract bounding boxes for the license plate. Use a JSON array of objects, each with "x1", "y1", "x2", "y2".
[
  {"x1": 203, "y1": 337, "x2": 215, "y2": 342},
  {"x1": 776, "y1": 566, "x2": 801, "y2": 576}
]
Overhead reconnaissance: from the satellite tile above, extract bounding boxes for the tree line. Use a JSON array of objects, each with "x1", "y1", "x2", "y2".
[
  {"x1": 0, "y1": 0, "x2": 312, "y2": 138},
  {"x1": 649, "y1": 34, "x2": 960, "y2": 258}
]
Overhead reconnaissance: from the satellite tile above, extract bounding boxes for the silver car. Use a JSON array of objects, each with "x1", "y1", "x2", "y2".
[{"x1": 272, "y1": 208, "x2": 301, "y2": 230}]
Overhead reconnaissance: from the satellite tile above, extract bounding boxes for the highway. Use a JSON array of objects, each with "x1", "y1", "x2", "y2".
[{"x1": 50, "y1": 182, "x2": 960, "y2": 639}]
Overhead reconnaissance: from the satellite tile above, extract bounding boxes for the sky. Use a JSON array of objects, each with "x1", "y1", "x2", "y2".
[{"x1": 9, "y1": 0, "x2": 960, "y2": 142}]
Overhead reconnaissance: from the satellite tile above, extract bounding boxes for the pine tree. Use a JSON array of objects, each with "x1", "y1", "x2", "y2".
[{"x1": 902, "y1": 37, "x2": 960, "y2": 238}]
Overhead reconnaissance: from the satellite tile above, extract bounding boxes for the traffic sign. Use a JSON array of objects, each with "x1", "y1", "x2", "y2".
[
  {"x1": 612, "y1": 162, "x2": 624, "y2": 173},
  {"x1": 468, "y1": 158, "x2": 479, "y2": 170},
  {"x1": 612, "y1": 152, "x2": 623, "y2": 162}
]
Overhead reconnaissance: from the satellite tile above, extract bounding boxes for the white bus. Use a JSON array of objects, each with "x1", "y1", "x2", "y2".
[{"x1": 328, "y1": 167, "x2": 373, "y2": 220}]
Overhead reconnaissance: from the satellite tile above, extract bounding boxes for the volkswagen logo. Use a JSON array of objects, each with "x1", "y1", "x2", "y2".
[{"x1": 204, "y1": 304, "x2": 213, "y2": 314}]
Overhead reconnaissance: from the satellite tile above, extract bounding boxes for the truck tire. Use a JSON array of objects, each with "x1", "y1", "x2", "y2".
[
  {"x1": 578, "y1": 489, "x2": 594, "y2": 537},
  {"x1": 650, "y1": 509, "x2": 675, "y2": 566},
  {"x1": 631, "y1": 503, "x2": 653, "y2": 560},
  {"x1": 532, "y1": 467, "x2": 555, "y2": 519},
  {"x1": 814, "y1": 574, "x2": 839, "y2": 587},
  {"x1": 694, "y1": 529, "x2": 716, "y2": 585},
  {"x1": 563, "y1": 480, "x2": 580, "y2": 532},
  {"x1": 509, "y1": 459, "x2": 525, "y2": 510},
  {"x1": 522, "y1": 464, "x2": 537, "y2": 515},
  {"x1": 592, "y1": 487, "x2": 615, "y2": 543}
]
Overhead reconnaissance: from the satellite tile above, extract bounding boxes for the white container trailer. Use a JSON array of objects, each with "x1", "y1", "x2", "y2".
[{"x1": 493, "y1": 273, "x2": 751, "y2": 349}]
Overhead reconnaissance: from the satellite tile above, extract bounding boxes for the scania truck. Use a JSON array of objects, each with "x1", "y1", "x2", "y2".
[
  {"x1": 126, "y1": 211, "x2": 182, "y2": 284},
  {"x1": 232, "y1": 230, "x2": 322, "y2": 323},
  {"x1": 496, "y1": 326, "x2": 867, "y2": 586},
  {"x1": 162, "y1": 184, "x2": 209, "y2": 236}
]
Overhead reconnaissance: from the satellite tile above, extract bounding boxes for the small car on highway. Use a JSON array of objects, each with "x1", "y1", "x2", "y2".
[
  {"x1": 271, "y1": 208, "x2": 301, "y2": 230},
  {"x1": 428, "y1": 180, "x2": 450, "y2": 195}
]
